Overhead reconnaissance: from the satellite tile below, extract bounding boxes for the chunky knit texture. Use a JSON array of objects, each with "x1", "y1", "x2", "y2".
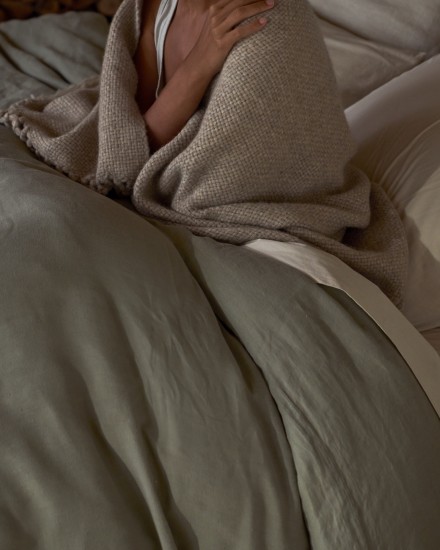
[{"x1": 0, "y1": 0, "x2": 408, "y2": 306}]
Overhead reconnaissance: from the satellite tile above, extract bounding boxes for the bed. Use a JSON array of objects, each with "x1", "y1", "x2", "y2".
[{"x1": 0, "y1": 1, "x2": 439, "y2": 548}]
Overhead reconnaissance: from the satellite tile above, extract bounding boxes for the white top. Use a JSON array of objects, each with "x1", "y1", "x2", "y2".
[{"x1": 154, "y1": 0, "x2": 179, "y2": 98}]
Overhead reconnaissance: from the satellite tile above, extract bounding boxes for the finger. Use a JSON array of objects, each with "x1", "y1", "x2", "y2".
[
  {"x1": 218, "y1": 0, "x2": 274, "y2": 33},
  {"x1": 226, "y1": 15, "x2": 269, "y2": 47}
]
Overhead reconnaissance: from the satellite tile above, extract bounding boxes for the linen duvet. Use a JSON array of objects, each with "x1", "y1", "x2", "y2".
[{"x1": 0, "y1": 9, "x2": 439, "y2": 550}]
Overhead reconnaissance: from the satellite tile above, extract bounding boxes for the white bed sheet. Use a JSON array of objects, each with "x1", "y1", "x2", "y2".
[{"x1": 244, "y1": 239, "x2": 440, "y2": 419}]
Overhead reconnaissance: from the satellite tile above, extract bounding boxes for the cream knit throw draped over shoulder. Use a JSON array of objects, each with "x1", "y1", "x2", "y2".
[{"x1": 0, "y1": 0, "x2": 408, "y2": 306}]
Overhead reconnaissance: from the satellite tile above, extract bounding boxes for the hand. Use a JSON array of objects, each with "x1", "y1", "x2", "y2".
[
  {"x1": 184, "y1": 0, "x2": 275, "y2": 78},
  {"x1": 143, "y1": 0, "x2": 275, "y2": 151}
]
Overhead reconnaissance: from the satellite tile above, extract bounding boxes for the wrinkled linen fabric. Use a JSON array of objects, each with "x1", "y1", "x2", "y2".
[
  {"x1": 1, "y1": 126, "x2": 440, "y2": 549},
  {"x1": 0, "y1": 11, "x2": 108, "y2": 106},
  {"x1": 0, "y1": 0, "x2": 408, "y2": 306}
]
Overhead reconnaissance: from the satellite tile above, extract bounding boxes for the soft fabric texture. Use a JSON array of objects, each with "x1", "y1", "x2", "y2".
[
  {"x1": 0, "y1": 0, "x2": 408, "y2": 306},
  {"x1": 0, "y1": 11, "x2": 109, "y2": 110},
  {"x1": 317, "y1": 17, "x2": 426, "y2": 108},
  {"x1": 2, "y1": 126, "x2": 440, "y2": 549},
  {"x1": 309, "y1": 0, "x2": 440, "y2": 56},
  {"x1": 244, "y1": 238, "x2": 440, "y2": 409},
  {"x1": 1, "y1": 12, "x2": 440, "y2": 548},
  {"x1": 346, "y1": 55, "x2": 440, "y2": 332}
]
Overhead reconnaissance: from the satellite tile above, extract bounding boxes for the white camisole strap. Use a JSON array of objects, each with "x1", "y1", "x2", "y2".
[{"x1": 154, "y1": 0, "x2": 179, "y2": 98}]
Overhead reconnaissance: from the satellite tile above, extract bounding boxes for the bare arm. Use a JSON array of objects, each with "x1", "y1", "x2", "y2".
[
  {"x1": 143, "y1": 61, "x2": 212, "y2": 153},
  {"x1": 143, "y1": 0, "x2": 275, "y2": 153}
]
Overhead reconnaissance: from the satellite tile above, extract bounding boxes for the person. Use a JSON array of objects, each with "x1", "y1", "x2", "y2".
[
  {"x1": 0, "y1": 0, "x2": 408, "y2": 307},
  {"x1": 134, "y1": 0, "x2": 275, "y2": 152}
]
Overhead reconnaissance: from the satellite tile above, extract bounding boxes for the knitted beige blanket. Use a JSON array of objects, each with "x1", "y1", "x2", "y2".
[{"x1": 0, "y1": 0, "x2": 408, "y2": 305}]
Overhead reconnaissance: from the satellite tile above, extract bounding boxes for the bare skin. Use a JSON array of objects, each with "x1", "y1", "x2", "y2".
[{"x1": 134, "y1": 0, "x2": 275, "y2": 152}]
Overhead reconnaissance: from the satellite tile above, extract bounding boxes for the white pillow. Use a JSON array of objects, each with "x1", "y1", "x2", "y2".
[
  {"x1": 345, "y1": 55, "x2": 440, "y2": 332},
  {"x1": 309, "y1": 0, "x2": 440, "y2": 56},
  {"x1": 317, "y1": 17, "x2": 426, "y2": 108}
]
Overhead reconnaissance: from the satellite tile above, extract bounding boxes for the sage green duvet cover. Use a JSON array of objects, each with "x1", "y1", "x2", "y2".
[{"x1": 0, "y1": 11, "x2": 439, "y2": 550}]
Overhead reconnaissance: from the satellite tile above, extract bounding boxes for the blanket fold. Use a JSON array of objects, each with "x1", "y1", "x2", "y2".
[{"x1": 0, "y1": 0, "x2": 408, "y2": 306}]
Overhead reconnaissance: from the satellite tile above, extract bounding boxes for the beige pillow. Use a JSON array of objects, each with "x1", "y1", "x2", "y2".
[
  {"x1": 310, "y1": 0, "x2": 440, "y2": 56},
  {"x1": 346, "y1": 55, "x2": 440, "y2": 332},
  {"x1": 317, "y1": 18, "x2": 426, "y2": 108}
]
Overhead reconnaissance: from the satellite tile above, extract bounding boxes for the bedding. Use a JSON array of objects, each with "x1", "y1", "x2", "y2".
[
  {"x1": 1, "y1": 6, "x2": 440, "y2": 550},
  {"x1": 0, "y1": 0, "x2": 408, "y2": 308},
  {"x1": 1, "y1": 125, "x2": 440, "y2": 548},
  {"x1": 346, "y1": 55, "x2": 440, "y2": 333},
  {"x1": 309, "y1": 0, "x2": 440, "y2": 56},
  {"x1": 317, "y1": 17, "x2": 426, "y2": 108},
  {"x1": 243, "y1": 238, "x2": 440, "y2": 414},
  {"x1": 0, "y1": 0, "x2": 122, "y2": 21},
  {"x1": 0, "y1": 10, "x2": 108, "y2": 109}
]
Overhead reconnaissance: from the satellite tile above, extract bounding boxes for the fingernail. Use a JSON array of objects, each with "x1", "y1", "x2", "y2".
[{"x1": 266, "y1": 0, "x2": 274, "y2": 5}]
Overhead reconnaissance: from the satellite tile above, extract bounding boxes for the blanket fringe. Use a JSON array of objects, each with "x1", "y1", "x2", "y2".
[
  {"x1": 0, "y1": 101, "x2": 133, "y2": 197},
  {"x1": 0, "y1": 108, "x2": 101, "y2": 190}
]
